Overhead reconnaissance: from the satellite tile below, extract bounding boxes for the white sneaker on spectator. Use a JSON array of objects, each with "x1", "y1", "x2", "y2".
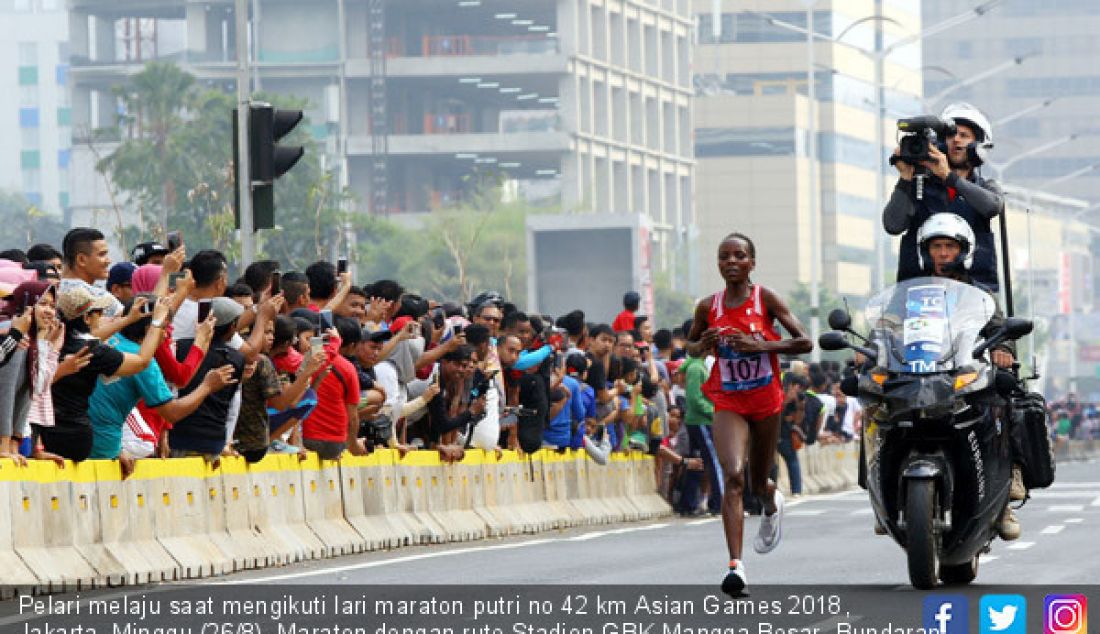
[{"x1": 753, "y1": 490, "x2": 784, "y2": 554}]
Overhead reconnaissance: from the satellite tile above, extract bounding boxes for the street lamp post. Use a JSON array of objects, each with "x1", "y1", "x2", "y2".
[{"x1": 804, "y1": 0, "x2": 821, "y2": 363}]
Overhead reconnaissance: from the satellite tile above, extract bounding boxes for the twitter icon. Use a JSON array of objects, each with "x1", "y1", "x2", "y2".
[{"x1": 981, "y1": 594, "x2": 1027, "y2": 634}]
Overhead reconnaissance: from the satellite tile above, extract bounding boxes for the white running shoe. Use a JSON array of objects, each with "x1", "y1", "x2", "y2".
[
  {"x1": 753, "y1": 490, "x2": 784, "y2": 554},
  {"x1": 721, "y1": 560, "x2": 748, "y2": 597}
]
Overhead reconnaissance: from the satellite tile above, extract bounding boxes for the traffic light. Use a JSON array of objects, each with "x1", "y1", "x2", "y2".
[{"x1": 233, "y1": 102, "x2": 305, "y2": 231}]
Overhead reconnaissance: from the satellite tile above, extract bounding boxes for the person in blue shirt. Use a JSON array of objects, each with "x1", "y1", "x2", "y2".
[
  {"x1": 544, "y1": 356, "x2": 587, "y2": 449},
  {"x1": 87, "y1": 297, "x2": 237, "y2": 467},
  {"x1": 565, "y1": 354, "x2": 597, "y2": 450}
]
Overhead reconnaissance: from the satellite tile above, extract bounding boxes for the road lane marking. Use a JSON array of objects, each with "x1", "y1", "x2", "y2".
[
  {"x1": 1065, "y1": 518, "x2": 1084, "y2": 523},
  {"x1": 686, "y1": 517, "x2": 719, "y2": 526},
  {"x1": 850, "y1": 508, "x2": 874, "y2": 516},
  {"x1": 788, "y1": 509, "x2": 827, "y2": 516},
  {"x1": 1048, "y1": 505, "x2": 1086, "y2": 512},
  {"x1": 1092, "y1": 495, "x2": 1100, "y2": 507},
  {"x1": 1040, "y1": 525, "x2": 1065, "y2": 535},
  {"x1": 1050, "y1": 482, "x2": 1100, "y2": 488},
  {"x1": 979, "y1": 555, "x2": 1000, "y2": 564},
  {"x1": 1008, "y1": 541, "x2": 1035, "y2": 550},
  {"x1": 222, "y1": 521, "x2": 675, "y2": 583}
]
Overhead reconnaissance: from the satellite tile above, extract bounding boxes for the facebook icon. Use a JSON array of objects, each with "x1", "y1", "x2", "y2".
[{"x1": 923, "y1": 595, "x2": 969, "y2": 634}]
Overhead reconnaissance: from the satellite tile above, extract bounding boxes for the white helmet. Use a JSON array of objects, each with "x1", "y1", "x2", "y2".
[
  {"x1": 941, "y1": 102, "x2": 994, "y2": 164},
  {"x1": 917, "y1": 213, "x2": 976, "y2": 272}
]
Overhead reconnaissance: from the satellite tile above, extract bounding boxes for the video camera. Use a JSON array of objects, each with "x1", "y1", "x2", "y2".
[
  {"x1": 892, "y1": 115, "x2": 957, "y2": 200},
  {"x1": 894, "y1": 115, "x2": 956, "y2": 165}
]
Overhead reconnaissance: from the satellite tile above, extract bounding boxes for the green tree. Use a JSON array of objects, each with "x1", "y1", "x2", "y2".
[
  {"x1": 652, "y1": 272, "x2": 695, "y2": 331},
  {"x1": 93, "y1": 62, "x2": 350, "y2": 270}
]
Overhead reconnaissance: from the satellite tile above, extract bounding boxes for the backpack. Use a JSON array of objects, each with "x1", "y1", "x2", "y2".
[
  {"x1": 1011, "y1": 391, "x2": 1056, "y2": 490},
  {"x1": 516, "y1": 373, "x2": 548, "y2": 454}
]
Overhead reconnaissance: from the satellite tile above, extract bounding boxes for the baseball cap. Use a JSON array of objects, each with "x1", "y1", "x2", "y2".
[
  {"x1": 57, "y1": 285, "x2": 116, "y2": 320},
  {"x1": 211, "y1": 297, "x2": 245, "y2": 327},
  {"x1": 108, "y1": 262, "x2": 137, "y2": 289},
  {"x1": 131, "y1": 241, "x2": 170, "y2": 266}
]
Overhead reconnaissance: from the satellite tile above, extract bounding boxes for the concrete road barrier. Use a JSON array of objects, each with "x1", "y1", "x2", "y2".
[{"x1": 0, "y1": 450, "x2": 669, "y2": 592}]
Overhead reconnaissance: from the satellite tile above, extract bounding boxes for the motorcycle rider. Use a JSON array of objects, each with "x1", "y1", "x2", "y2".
[
  {"x1": 916, "y1": 213, "x2": 1024, "y2": 540},
  {"x1": 885, "y1": 103, "x2": 1004, "y2": 291}
]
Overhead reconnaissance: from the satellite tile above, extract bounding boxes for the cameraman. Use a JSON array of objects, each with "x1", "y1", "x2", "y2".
[{"x1": 883, "y1": 102, "x2": 1004, "y2": 291}]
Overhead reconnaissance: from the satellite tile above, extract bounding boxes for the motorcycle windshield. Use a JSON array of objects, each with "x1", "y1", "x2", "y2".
[{"x1": 864, "y1": 277, "x2": 996, "y2": 374}]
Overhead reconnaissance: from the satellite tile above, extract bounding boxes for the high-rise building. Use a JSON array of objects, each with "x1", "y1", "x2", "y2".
[
  {"x1": 692, "y1": 0, "x2": 924, "y2": 298},
  {"x1": 923, "y1": 0, "x2": 1100, "y2": 204},
  {"x1": 0, "y1": 0, "x2": 71, "y2": 218},
  {"x1": 66, "y1": 0, "x2": 694, "y2": 270}
]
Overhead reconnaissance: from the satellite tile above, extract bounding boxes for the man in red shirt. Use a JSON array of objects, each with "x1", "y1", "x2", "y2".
[
  {"x1": 612, "y1": 291, "x2": 641, "y2": 333},
  {"x1": 301, "y1": 317, "x2": 367, "y2": 459}
]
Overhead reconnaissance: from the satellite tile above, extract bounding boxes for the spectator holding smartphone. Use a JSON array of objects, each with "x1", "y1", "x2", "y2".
[
  {"x1": 44, "y1": 285, "x2": 171, "y2": 461},
  {"x1": 169, "y1": 298, "x2": 247, "y2": 461}
]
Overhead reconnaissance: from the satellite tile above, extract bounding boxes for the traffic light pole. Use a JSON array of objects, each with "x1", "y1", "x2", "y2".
[{"x1": 235, "y1": 0, "x2": 254, "y2": 267}]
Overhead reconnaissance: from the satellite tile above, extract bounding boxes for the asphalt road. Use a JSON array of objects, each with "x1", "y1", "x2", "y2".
[{"x1": 222, "y1": 457, "x2": 1100, "y2": 588}]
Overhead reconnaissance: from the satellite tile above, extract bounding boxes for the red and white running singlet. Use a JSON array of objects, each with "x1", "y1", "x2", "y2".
[{"x1": 701, "y1": 284, "x2": 785, "y2": 419}]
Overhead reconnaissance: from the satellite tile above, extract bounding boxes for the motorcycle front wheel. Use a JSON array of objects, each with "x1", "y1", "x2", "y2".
[{"x1": 906, "y1": 479, "x2": 940, "y2": 589}]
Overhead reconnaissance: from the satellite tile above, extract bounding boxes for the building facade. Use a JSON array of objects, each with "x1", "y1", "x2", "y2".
[
  {"x1": 66, "y1": 0, "x2": 694, "y2": 273},
  {"x1": 692, "y1": 0, "x2": 924, "y2": 299},
  {"x1": 0, "y1": 0, "x2": 71, "y2": 218}
]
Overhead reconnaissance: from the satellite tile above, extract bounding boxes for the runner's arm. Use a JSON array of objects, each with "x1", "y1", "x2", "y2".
[{"x1": 760, "y1": 287, "x2": 813, "y2": 356}]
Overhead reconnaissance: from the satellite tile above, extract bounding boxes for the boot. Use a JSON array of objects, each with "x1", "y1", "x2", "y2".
[
  {"x1": 997, "y1": 506, "x2": 1021, "y2": 541},
  {"x1": 1010, "y1": 464, "x2": 1026, "y2": 501}
]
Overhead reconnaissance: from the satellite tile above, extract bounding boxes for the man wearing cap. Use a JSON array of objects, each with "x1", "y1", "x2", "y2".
[
  {"x1": 168, "y1": 297, "x2": 247, "y2": 461},
  {"x1": 131, "y1": 241, "x2": 170, "y2": 267},
  {"x1": 108, "y1": 262, "x2": 137, "y2": 304}
]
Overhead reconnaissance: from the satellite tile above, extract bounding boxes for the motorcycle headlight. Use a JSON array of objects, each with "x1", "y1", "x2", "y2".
[{"x1": 953, "y1": 370, "x2": 979, "y2": 391}]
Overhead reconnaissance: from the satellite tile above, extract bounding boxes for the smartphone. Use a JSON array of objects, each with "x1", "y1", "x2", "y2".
[
  {"x1": 337, "y1": 258, "x2": 348, "y2": 275},
  {"x1": 140, "y1": 301, "x2": 154, "y2": 315},
  {"x1": 320, "y1": 309, "x2": 334, "y2": 329},
  {"x1": 310, "y1": 336, "x2": 325, "y2": 356},
  {"x1": 168, "y1": 272, "x2": 186, "y2": 292},
  {"x1": 196, "y1": 299, "x2": 213, "y2": 323},
  {"x1": 166, "y1": 231, "x2": 183, "y2": 251},
  {"x1": 269, "y1": 271, "x2": 281, "y2": 295},
  {"x1": 83, "y1": 338, "x2": 100, "y2": 353}
]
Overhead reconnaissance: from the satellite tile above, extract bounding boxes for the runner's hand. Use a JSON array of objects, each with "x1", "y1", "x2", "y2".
[{"x1": 725, "y1": 331, "x2": 764, "y2": 354}]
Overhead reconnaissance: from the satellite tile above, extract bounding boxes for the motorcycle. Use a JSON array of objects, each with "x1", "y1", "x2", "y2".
[{"x1": 819, "y1": 277, "x2": 1032, "y2": 589}]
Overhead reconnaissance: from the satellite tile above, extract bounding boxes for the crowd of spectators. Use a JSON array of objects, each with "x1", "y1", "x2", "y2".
[
  {"x1": 1047, "y1": 392, "x2": 1100, "y2": 445},
  {"x1": 0, "y1": 230, "x2": 715, "y2": 478}
]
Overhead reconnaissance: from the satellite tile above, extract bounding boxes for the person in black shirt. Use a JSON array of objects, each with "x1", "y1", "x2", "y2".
[
  {"x1": 45, "y1": 285, "x2": 172, "y2": 462},
  {"x1": 169, "y1": 298, "x2": 245, "y2": 461}
]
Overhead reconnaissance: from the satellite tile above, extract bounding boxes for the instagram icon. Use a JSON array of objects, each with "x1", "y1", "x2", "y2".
[{"x1": 1045, "y1": 595, "x2": 1088, "y2": 634}]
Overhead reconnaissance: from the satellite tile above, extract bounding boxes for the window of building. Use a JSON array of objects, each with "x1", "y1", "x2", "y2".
[
  {"x1": 19, "y1": 107, "x2": 40, "y2": 128},
  {"x1": 19, "y1": 66, "x2": 38, "y2": 86},
  {"x1": 21, "y1": 150, "x2": 41, "y2": 170},
  {"x1": 58, "y1": 149, "x2": 71, "y2": 169},
  {"x1": 18, "y1": 42, "x2": 37, "y2": 65}
]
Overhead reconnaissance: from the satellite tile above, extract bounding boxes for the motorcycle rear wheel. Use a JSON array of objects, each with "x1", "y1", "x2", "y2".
[
  {"x1": 906, "y1": 479, "x2": 940, "y2": 589},
  {"x1": 940, "y1": 556, "x2": 979, "y2": 585}
]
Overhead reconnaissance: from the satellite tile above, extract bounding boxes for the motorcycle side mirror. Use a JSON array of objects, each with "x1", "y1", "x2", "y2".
[
  {"x1": 827, "y1": 308, "x2": 852, "y2": 331},
  {"x1": 1003, "y1": 317, "x2": 1033, "y2": 340},
  {"x1": 819, "y1": 331, "x2": 849, "y2": 351},
  {"x1": 839, "y1": 375, "x2": 859, "y2": 397}
]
